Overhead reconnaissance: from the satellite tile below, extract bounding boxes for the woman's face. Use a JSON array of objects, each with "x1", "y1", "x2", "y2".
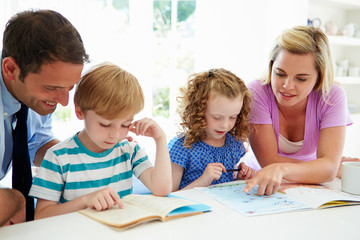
[{"x1": 271, "y1": 49, "x2": 318, "y2": 110}]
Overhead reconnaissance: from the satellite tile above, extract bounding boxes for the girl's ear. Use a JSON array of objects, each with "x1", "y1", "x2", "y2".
[{"x1": 74, "y1": 104, "x2": 85, "y2": 120}]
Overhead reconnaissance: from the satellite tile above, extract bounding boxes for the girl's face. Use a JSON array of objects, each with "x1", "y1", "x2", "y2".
[
  {"x1": 271, "y1": 49, "x2": 318, "y2": 110},
  {"x1": 204, "y1": 93, "x2": 243, "y2": 147},
  {"x1": 75, "y1": 107, "x2": 133, "y2": 153}
]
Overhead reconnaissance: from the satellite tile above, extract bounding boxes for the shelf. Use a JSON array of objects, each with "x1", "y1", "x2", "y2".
[
  {"x1": 336, "y1": 76, "x2": 360, "y2": 84},
  {"x1": 328, "y1": 35, "x2": 360, "y2": 47},
  {"x1": 310, "y1": 0, "x2": 360, "y2": 109}
]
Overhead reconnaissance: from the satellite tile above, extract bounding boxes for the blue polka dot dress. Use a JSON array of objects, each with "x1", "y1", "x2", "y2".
[{"x1": 168, "y1": 133, "x2": 246, "y2": 189}]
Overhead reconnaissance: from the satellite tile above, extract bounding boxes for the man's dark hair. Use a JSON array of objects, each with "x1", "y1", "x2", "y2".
[{"x1": 2, "y1": 9, "x2": 89, "y2": 80}]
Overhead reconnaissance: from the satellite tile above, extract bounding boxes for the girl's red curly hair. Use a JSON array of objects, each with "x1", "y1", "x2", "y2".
[{"x1": 177, "y1": 68, "x2": 251, "y2": 148}]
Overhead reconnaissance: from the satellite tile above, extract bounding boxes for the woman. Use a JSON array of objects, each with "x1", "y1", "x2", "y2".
[{"x1": 245, "y1": 26, "x2": 353, "y2": 195}]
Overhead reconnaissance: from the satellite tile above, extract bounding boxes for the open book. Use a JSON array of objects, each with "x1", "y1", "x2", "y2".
[
  {"x1": 196, "y1": 180, "x2": 360, "y2": 216},
  {"x1": 79, "y1": 194, "x2": 211, "y2": 229}
]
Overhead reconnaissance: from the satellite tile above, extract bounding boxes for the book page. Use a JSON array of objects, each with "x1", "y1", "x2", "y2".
[
  {"x1": 123, "y1": 194, "x2": 200, "y2": 219},
  {"x1": 279, "y1": 183, "x2": 360, "y2": 209},
  {"x1": 79, "y1": 203, "x2": 161, "y2": 228},
  {"x1": 79, "y1": 194, "x2": 210, "y2": 229},
  {"x1": 197, "y1": 182, "x2": 309, "y2": 216}
]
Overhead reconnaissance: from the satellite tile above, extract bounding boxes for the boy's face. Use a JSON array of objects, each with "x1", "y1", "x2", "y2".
[{"x1": 75, "y1": 107, "x2": 134, "y2": 153}]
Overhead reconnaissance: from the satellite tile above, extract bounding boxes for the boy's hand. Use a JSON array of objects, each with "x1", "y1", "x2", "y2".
[
  {"x1": 83, "y1": 187, "x2": 123, "y2": 211},
  {"x1": 236, "y1": 162, "x2": 256, "y2": 180},
  {"x1": 198, "y1": 163, "x2": 226, "y2": 187},
  {"x1": 129, "y1": 118, "x2": 165, "y2": 141}
]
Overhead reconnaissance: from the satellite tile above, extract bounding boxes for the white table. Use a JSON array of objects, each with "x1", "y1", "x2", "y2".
[{"x1": 1, "y1": 178, "x2": 359, "y2": 240}]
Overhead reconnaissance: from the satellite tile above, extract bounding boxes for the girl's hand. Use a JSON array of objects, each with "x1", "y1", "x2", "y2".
[
  {"x1": 129, "y1": 118, "x2": 165, "y2": 141},
  {"x1": 198, "y1": 163, "x2": 226, "y2": 187},
  {"x1": 236, "y1": 162, "x2": 256, "y2": 180},
  {"x1": 82, "y1": 187, "x2": 123, "y2": 211},
  {"x1": 244, "y1": 163, "x2": 283, "y2": 195}
]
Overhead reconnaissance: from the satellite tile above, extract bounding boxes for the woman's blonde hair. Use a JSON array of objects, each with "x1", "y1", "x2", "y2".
[
  {"x1": 178, "y1": 68, "x2": 251, "y2": 148},
  {"x1": 265, "y1": 25, "x2": 334, "y2": 96},
  {"x1": 74, "y1": 62, "x2": 144, "y2": 119}
]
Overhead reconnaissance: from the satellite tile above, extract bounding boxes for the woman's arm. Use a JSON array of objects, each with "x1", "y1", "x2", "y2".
[
  {"x1": 248, "y1": 124, "x2": 302, "y2": 166},
  {"x1": 245, "y1": 124, "x2": 346, "y2": 195}
]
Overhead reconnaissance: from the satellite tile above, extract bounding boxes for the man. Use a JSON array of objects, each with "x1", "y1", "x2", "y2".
[{"x1": 0, "y1": 9, "x2": 89, "y2": 225}]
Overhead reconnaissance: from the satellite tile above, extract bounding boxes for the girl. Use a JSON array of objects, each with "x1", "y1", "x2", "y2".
[{"x1": 169, "y1": 68, "x2": 255, "y2": 191}]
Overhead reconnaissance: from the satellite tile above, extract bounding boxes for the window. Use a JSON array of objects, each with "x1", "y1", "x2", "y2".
[{"x1": 0, "y1": 0, "x2": 308, "y2": 142}]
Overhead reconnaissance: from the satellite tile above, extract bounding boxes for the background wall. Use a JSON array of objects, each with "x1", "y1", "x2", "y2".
[{"x1": 0, "y1": 0, "x2": 358, "y2": 162}]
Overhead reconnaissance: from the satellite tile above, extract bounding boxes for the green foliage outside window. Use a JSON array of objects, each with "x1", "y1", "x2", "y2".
[
  {"x1": 153, "y1": 87, "x2": 170, "y2": 118},
  {"x1": 112, "y1": 0, "x2": 129, "y2": 10},
  {"x1": 153, "y1": 0, "x2": 196, "y2": 37},
  {"x1": 153, "y1": 0, "x2": 172, "y2": 37},
  {"x1": 177, "y1": 1, "x2": 195, "y2": 22},
  {"x1": 152, "y1": 0, "x2": 196, "y2": 118},
  {"x1": 53, "y1": 105, "x2": 72, "y2": 122}
]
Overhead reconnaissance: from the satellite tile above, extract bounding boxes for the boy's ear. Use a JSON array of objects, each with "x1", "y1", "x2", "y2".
[
  {"x1": 74, "y1": 104, "x2": 85, "y2": 120},
  {"x1": 2, "y1": 57, "x2": 20, "y2": 83}
]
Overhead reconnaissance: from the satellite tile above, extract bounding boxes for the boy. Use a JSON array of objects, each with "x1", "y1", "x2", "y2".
[{"x1": 29, "y1": 63, "x2": 172, "y2": 219}]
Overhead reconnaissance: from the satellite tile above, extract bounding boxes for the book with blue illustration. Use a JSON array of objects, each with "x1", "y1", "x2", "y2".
[{"x1": 196, "y1": 180, "x2": 360, "y2": 216}]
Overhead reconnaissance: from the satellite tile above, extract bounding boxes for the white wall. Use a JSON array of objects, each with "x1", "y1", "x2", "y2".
[
  {"x1": 194, "y1": 0, "x2": 308, "y2": 82},
  {"x1": 1, "y1": 0, "x2": 358, "y2": 165}
]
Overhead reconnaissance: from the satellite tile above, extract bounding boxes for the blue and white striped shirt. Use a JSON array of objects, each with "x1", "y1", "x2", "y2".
[{"x1": 29, "y1": 134, "x2": 152, "y2": 203}]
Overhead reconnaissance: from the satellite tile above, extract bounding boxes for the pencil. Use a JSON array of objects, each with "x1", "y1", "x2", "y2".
[{"x1": 226, "y1": 167, "x2": 242, "y2": 172}]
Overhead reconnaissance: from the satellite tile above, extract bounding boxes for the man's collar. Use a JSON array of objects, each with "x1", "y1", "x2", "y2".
[{"x1": 0, "y1": 72, "x2": 21, "y2": 117}]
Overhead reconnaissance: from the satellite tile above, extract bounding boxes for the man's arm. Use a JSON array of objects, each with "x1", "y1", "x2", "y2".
[
  {"x1": 0, "y1": 188, "x2": 25, "y2": 226},
  {"x1": 33, "y1": 139, "x2": 60, "y2": 166}
]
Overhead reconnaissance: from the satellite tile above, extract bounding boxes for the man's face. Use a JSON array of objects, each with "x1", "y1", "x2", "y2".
[{"x1": 11, "y1": 61, "x2": 83, "y2": 115}]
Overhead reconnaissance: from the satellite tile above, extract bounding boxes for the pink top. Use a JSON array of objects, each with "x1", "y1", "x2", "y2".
[{"x1": 248, "y1": 80, "x2": 353, "y2": 161}]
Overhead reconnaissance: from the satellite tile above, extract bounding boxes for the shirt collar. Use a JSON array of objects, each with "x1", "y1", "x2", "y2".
[{"x1": 1, "y1": 71, "x2": 21, "y2": 117}]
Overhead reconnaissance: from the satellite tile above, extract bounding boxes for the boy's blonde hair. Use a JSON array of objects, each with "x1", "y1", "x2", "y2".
[
  {"x1": 74, "y1": 63, "x2": 144, "y2": 119},
  {"x1": 265, "y1": 25, "x2": 334, "y2": 96},
  {"x1": 177, "y1": 68, "x2": 251, "y2": 148}
]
